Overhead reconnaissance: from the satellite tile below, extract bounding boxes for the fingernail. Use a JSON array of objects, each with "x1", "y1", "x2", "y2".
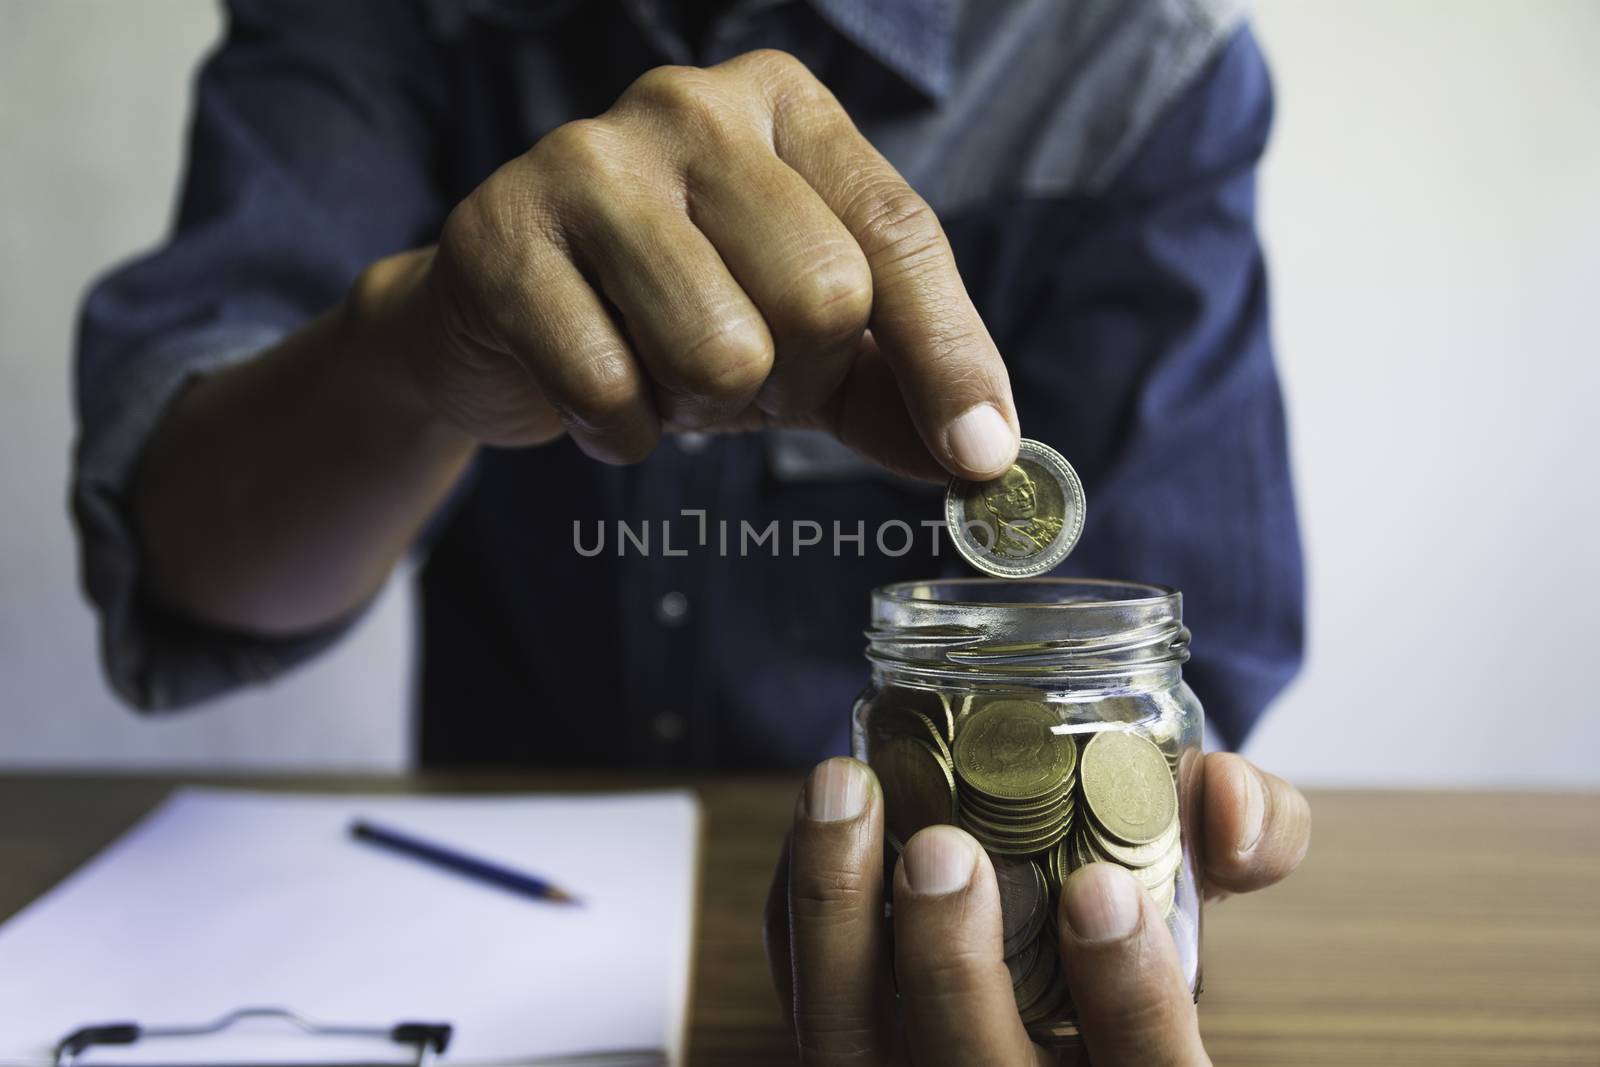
[
  {"x1": 902, "y1": 826, "x2": 977, "y2": 895},
  {"x1": 946, "y1": 404, "x2": 1015, "y2": 477},
  {"x1": 1238, "y1": 764, "x2": 1266, "y2": 854},
  {"x1": 1063, "y1": 863, "x2": 1142, "y2": 942},
  {"x1": 804, "y1": 758, "x2": 869, "y2": 822}
]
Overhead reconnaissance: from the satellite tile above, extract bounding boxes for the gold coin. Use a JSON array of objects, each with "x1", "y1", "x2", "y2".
[
  {"x1": 1079, "y1": 730, "x2": 1178, "y2": 846},
  {"x1": 1011, "y1": 941, "x2": 1058, "y2": 1014},
  {"x1": 1072, "y1": 825, "x2": 1182, "y2": 890},
  {"x1": 963, "y1": 789, "x2": 1075, "y2": 825},
  {"x1": 953, "y1": 806, "x2": 1068, "y2": 844},
  {"x1": 960, "y1": 818, "x2": 1071, "y2": 856},
  {"x1": 876, "y1": 705, "x2": 953, "y2": 764},
  {"x1": 962, "y1": 783, "x2": 1075, "y2": 820},
  {"x1": 953, "y1": 700, "x2": 1075, "y2": 803},
  {"x1": 874, "y1": 734, "x2": 956, "y2": 848},
  {"x1": 995, "y1": 857, "x2": 1049, "y2": 955},
  {"x1": 945, "y1": 438, "x2": 1086, "y2": 579},
  {"x1": 1127, "y1": 847, "x2": 1182, "y2": 890},
  {"x1": 1149, "y1": 871, "x2": 1177, "y2": 916},
  {"x1": 1005, "y1": 937, "x2": 1041, "y2": 987},
  {"x1": 1048, "y1": 836, "x2": 1072, "y2": 893},
  {"x1": 964, "y1": 805, "x2": 1073, "y2": 841},
  {"x1": 1081, "y1": 814, "x2": 1180, "y2": 868},
  {"x1": 1065, "y1": 825, "x2": 1097, "y2": 873},
  {"x1": 880, "y1": 685, "x2": 956, "y2": 744},
  {"x1": 1020, "y1": 959, "x2": 1069, "y2": 1024}
]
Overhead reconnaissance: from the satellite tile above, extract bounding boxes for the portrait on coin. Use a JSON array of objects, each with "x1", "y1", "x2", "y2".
[{"x1": 969, "y1": 461, "x2": 1065, "y2": 559}]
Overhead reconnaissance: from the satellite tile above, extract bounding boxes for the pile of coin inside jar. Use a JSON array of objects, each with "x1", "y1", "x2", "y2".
[
  {"x1": 870, "y1": 687, "x2": 1183, "y2": 1023},
  {"x1": 872, "y1": 437, "x2": 1186, "y2": 1021}
]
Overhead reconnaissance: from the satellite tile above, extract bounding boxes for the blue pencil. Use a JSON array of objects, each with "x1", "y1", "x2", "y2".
[{"x1": 350, "y1": 819, "x2": 582, "y2": 905}]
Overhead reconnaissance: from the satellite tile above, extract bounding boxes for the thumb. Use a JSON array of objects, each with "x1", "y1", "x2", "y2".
[{"x1": 1057, "y1": 863, "x2": 1210, "y2": 1067}]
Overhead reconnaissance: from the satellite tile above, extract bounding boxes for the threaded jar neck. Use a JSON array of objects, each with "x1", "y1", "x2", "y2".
[{"x1": 866, "y1": 578, "x2": 1188, "y2": 689}]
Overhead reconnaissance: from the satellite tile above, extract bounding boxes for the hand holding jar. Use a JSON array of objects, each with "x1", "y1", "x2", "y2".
[
  {"x1": 765, "y1": 752, "x2": 1310, "y2": 1066},
  {"x1": 764, "y1": 578, "x2": 1312, "y2": 1064}
]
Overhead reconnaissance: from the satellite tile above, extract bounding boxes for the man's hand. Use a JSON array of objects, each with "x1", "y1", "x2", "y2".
[
  {"x1": 764, "y1": 753, "x2": 1312, "y2": 1065},
  {"x1": 362, "y1": 49, "x2": 1020, "y2": 481}
]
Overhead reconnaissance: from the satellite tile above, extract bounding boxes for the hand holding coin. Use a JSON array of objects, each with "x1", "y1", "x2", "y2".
[{"x1": 765, "y1": 754, "x2": 1310, "y2": 1066}]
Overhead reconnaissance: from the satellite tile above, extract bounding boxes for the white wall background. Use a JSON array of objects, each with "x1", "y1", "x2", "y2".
[
  {"x1": 0, "y1": 1, "x2": 412, "y2": 769},
  {"x1": 1, "y1": 1, "x2": 1596, "y2": 784},
  {"x1": 1244, "y1": 1, "x2": 1600, "y2": 787}
]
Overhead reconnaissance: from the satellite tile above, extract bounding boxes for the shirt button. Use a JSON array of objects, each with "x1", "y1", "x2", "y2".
[
  {"x1": 653, "y1": 712, "x2": 686, "y2": 742},
  {"x1": 655, "y1": 591, "x2": 690, "y2": 627},
  {"x1": 675, "y1": 432, "x2": 710, "y2": 454}
]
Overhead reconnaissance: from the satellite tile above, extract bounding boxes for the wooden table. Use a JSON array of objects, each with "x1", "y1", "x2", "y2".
[{"x1": 1, "y1": 775, "x2": 1596, "y2": 1065}]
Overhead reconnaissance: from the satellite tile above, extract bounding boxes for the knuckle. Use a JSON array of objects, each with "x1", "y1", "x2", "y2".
[
  {"x1": 672, "y1": 315, "x2": 774, "y2": 398},
  {"x1": 530, "y1": 118, "x2": 628, "y2": 182},
  {"x1": 853, "y1": 185, "x2": 944, "y2": 265},
  {"x1": 741, "y1": 48, "x2": 812, "y2": 86},
  {"x1": 899, "y1": 944, "x2": 999, "y2": 997},
  {"x1": 559, "y1": 347, "x2": 644, "y2": 428},
  {"x1": 443, "y1": 177, "x2": 526, "y2": 270},
  {"x1": 729, "y1": 49, "x2": 831, "y2": 125},
  {"x1": 788, "y1": 864, "x2": 871, "y2": 924},
  {"x1": 439, "y1": 191, "x2": 493, "y2": 263},
  {"x1": 779, "y1": 251, "x2": 873, "y2": 344},
  {"x1": 435, "y1": 190, "x2": 543, "y2": 339},
  {"x1": 626, "y1": 64, "x2": 719, "y2": 118},
  {"x1": 625, "y1": 65, "x2": 752, "y2": 154}
]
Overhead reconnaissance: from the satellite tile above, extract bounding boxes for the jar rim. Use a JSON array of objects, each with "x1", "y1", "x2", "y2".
[
  {"x1": 874, "y1": 577, "x2": 1178, "y2": 611},
  {"x1": 867, "y1": 577, "x2": 1187, "y2": 683}
]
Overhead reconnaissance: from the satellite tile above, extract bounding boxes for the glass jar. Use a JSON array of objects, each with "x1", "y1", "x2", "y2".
[{"x1": 853, "y1": 578, "x2": 1203, "y2": 1045}]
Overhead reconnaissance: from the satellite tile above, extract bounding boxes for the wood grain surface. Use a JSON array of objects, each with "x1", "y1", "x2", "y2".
[{"x1": 1, "y1": 775, "x2": 1595, "y2": 1065}]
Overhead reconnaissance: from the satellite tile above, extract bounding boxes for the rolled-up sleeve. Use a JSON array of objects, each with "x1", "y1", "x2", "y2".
[{"x1": 73, "y1": 0, "x2": 449, "y2": 710}]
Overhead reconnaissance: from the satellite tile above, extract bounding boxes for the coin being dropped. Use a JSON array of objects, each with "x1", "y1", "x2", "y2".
[{"x1": 944, "y1": 438, "x2": 1086, "y2": 579}]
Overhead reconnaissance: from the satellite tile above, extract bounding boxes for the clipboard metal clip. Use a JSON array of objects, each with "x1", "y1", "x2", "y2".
[{"x1": 54, "y1": 1006, "x2": 452, "y2": 1066}]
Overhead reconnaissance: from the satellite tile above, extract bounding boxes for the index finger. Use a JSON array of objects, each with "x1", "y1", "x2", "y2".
[{"x1": 726, "y1": 50, "x2": 1021, "y2": 480}]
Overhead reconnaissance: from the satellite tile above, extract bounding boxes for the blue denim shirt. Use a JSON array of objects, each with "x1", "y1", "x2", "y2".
[{"x1": 74, "y1": 0, "x2": 1303, "y2": 767}]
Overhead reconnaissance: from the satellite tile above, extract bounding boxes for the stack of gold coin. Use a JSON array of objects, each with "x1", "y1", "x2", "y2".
[
  {"x1": 1059, "y1": 730, "x2": 1182, "y2": 916},
  {"x1": 995, "y1": 857, "x2": 1047, "y2": 964},
  {"x1": 951, "y1": 700, "x2": 1077, "y2": 856},
  {"x1": 1011, "y1": 938, "x2": 1070, "y2": 1025},
  {"x1": 883, "y1": 686, "x2": 957, "y2": 746},
  {"x1": 993, "y1": 856, "x2": 1074, "y2": 1021},
  {"x1": 868, "y1": 696, "x2": 958, "y2": 849}
]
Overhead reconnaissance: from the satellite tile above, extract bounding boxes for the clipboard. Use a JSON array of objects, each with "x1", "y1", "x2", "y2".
[
  {"x1": 0, "y1": 789, "x2": 700, "y2": 1066},
  {"x1": 53, "y1": 1008, "x2": 451, "y2": 1066}
]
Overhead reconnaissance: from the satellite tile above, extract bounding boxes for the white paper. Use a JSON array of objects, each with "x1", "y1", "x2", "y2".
[{"x1": 0, "y1": 788, "x2": 700, "y2": 1065}]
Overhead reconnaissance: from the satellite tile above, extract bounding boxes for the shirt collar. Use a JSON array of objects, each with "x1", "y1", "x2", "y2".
[{"x1": 806, "y1": 0, "x2": 956, "y2": 101}]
